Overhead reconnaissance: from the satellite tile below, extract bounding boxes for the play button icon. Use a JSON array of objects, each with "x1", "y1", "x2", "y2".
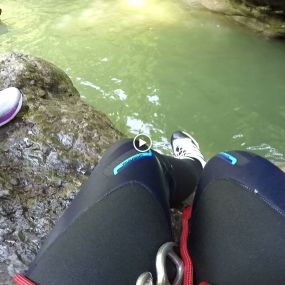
[
  {"x1": 133, "y1": 134, "x2": 152, "y2": 152},
  {"x1": 139, "y1": 138, "x2": 146, "y2": 148}
]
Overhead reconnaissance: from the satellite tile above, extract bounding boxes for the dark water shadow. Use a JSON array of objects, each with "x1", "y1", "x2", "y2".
[{"x1": 0, "y1": 21, "x2": 8, "y2": 35}]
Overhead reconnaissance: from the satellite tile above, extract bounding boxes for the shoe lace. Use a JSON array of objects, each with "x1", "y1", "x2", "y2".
[{"x1": 175, "y1": 146, "x2": 204, "y2": 162}]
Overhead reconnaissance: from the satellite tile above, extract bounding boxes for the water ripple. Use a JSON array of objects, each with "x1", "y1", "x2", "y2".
[{"x1": 247, "y1": 143, "x2": 285, "y2": 164}]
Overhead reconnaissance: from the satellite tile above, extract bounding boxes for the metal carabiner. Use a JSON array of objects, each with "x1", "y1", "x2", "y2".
[{"x1": 136, "y1": 242, "x2": 183, "y2": 285}]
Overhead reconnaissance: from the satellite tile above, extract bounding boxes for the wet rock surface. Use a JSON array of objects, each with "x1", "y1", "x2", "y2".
[
  {"x1": 0, "y1": 53, "x2": 122, "y2": 284},
  {"x1": 185, "y1": 0, "x2": 285, "y2": 38}
]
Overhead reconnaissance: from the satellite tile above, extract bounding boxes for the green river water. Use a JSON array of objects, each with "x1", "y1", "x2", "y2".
[{"x1": 1, "y1": 0, "x2": 285, "y2": 162}]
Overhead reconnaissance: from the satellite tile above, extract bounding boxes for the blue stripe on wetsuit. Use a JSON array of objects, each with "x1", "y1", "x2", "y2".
[{"x1": 113, "y1": 150, "x2": 153, "y2": 175}]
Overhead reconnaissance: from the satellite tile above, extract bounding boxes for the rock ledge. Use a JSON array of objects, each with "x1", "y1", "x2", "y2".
[{"x1": 0, "y1": 53, "x2": 122, "y2": 284}]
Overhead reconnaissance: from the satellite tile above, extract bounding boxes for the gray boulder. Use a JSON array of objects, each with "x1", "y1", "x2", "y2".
[
  {"x1": 234, "y1": 0, "x2": 285, "y2": 19},
  {"x1": 0, "y1": 53, "x2": 122, "y2": 284}
]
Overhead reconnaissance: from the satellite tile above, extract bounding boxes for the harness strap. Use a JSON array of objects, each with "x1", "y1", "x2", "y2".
[
  {"x1": 180, "y1": 207, "x2": 209, "y2": 285},
  {"x1": 12, "y1": 274, "x2": 36, "y2": 285}
]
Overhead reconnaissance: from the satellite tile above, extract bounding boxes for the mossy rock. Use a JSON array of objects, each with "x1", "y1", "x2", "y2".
[{"x1": 0, "y1": 53, "x2": 122, "y2": 284}]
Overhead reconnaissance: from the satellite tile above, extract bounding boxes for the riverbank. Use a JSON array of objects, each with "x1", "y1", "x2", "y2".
[{"x1": 185, "y1": 0, "x2": 285, "y2": 38}]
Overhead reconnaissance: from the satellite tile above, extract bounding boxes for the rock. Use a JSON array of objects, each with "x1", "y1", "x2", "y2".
[
  {"x1": 184, "y1": 0, "x2": 285, "y2": 38},
  {"x1": 0, "y1": 53, "x2": 122, "y2": 284}
]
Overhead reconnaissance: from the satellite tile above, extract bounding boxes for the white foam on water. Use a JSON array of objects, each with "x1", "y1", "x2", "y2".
[
  {"x1": 114, "y1": 89, "x2": 128, "y2": 101},
  {"x1": 147, "y1": 95, "x2": 160, "y2": 106}
]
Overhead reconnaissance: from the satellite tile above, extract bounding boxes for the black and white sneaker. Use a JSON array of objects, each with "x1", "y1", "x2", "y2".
[{"x1": 171, "y1": 131, "x2": 206, "y2": 167}]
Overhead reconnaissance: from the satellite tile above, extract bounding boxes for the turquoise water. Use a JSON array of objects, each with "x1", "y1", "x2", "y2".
[{"x1": 1, "y1": 0, "x2": 285, "y2": 162}]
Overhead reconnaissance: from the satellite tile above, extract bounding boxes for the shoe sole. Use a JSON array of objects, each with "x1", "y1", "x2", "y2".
[{"x1": 0, "y1": 93, "x2": 23, "y2": 127}]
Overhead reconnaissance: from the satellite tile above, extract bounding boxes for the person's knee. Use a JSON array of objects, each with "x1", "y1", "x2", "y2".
[
  {"x1": 99, "y1": 138, "x2": 134, "y2": 167},
  {"x1": 190, "y1": 151, "x2": 285, "y2": 284},
  {"x1": 189, "y1": 169, "x2": 285, "y2": 285},
  {"x1": 200, "y1": 151, "x2": 285, "y2": 198}
]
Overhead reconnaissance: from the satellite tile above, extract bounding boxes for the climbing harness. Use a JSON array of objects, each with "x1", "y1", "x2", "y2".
[
  {"x1": 137, "y1": 207, "x2": 209, "y2": 285},
  {"x1": 136, "y1": 242, "x2": 184, "y2": 285}
]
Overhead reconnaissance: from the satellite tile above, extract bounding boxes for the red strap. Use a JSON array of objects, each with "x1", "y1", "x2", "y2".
[
  {"x1": 180, "y1": 207, "x2": 209, "y2": 285},
  {"x1": 12, "y1": 274, "x2": 36, "y2": 285},
  {"x1": 180, "y1": 207, "x2": 193, "y2": 285}
]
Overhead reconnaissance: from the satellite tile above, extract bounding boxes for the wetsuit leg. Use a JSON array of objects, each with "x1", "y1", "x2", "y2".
[
  {"x1": 189, "y1": 151, "x2": 285, "y2": 285},
  {"x1": 26, "y1": 139, "x2": 203, "y2": 285}
]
